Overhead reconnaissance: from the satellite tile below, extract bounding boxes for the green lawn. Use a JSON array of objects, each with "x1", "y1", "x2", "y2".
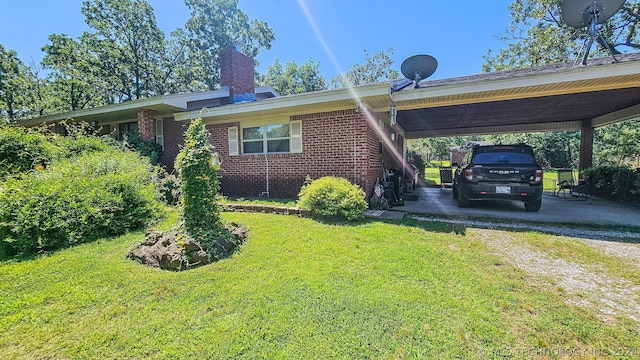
[{"x1": 1, "y1": 212, "x2": 638, "y2": 358}]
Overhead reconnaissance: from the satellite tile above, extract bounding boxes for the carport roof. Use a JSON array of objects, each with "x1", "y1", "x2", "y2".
[
  {"x1": 392, "y1": 53, "x2": 640, "y2": 138},
  {"x1": 178, "y1": 53, "x2": 640, "y2": 140}
]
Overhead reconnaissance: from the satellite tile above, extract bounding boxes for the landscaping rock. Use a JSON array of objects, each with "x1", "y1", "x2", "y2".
[{"x1": 128, "y1": 224, "x2": 248, "y2": 271}]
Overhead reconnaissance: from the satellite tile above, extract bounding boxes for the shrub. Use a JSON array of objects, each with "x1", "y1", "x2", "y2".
[
  {"x1": 153, "y1": 169, "x2": 182, "y2": 206},
  {"x1": 582, "y1": 165, "x2": 640, "y2": 205},
  {"x1": 0, "y1": 125, "x2": 58, "y2": 179},
  {"x1": 298, "y1": 176, "x2": 367, "y2": 221},
  {"x1": 123, "y1": 136, "x2": 164, "y2": 166},
  {"x1": 175, "y1": 118, "x2": 221, "y2": 234},
  {"x1": 0, "y1": 148, "x2": 161, "y2": 254}
]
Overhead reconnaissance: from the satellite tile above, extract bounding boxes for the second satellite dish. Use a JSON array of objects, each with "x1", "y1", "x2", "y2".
[
  {"x1": 560, "y1": 0, "x2": 626, "y2": 65},
  {"x1": 401, "y1": 55, "x2": 438, "y2": 88}
]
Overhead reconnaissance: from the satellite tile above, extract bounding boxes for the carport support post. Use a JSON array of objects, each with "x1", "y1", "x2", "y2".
[{"x1": 578, "y1": 119, "x2": 594, "y2": 178}]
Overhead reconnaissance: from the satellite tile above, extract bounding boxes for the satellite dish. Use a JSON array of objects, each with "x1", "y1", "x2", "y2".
[
  {"x1": 401, "y1": 55, "x2": 438, "y2": 88},
  {"x1": 560, "y1": 0, "x2": 626, "y2": 65}
]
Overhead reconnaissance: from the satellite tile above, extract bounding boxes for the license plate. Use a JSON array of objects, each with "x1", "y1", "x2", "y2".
[{"x1": 496, "y1": 186, "x2": 511, "y2": 194}]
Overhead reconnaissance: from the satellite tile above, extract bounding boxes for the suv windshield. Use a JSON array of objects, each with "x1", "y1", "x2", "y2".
[{"x1": 473, "y1": 152, "x2": 536, "y2": 165}]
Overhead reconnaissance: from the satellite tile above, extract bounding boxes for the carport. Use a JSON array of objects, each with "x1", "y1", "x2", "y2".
[{"x1": 387, "y1": 53, "x2": 640, "y2": 174}]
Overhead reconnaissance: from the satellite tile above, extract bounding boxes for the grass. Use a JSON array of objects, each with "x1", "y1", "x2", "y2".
[{"x1": 1, "y1": 212, "x2": 639, "y2": 358}]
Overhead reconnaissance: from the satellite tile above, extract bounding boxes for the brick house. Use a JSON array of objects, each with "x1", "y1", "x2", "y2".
[
  {"x1": 24, "y1": 49, "x2": 640, "y2": 198},
  {"x1": 23, "y1": 48, "x2": 408, "y2": 199}
]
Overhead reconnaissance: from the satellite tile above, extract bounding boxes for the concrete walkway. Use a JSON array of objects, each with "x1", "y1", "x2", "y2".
[{"x1": 392, "y1": 186, "x2": 640, "y2": 227}]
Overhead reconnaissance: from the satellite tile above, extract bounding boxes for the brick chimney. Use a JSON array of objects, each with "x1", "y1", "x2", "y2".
[{"x1": 219, "y1": 48, "x2": 256, "y2": 104}]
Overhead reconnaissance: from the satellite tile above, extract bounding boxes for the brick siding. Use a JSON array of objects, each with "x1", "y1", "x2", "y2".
[
  {"x1": 156, "y1": 110, "x2": 402, "y2": 199},
  {"x1": 161, "y1": 116, "x2": 186, "y2": 173},
  {"x1": 185, "y1": 109, "x2": 400, "y2": 199},
  {"x1": 137, "y1": 109, "x2": 155, "y2": 142}
]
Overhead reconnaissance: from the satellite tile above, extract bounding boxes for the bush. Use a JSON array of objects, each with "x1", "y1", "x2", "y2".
[
  {"x1": 0, "y1": 148, "x2": 161, "y2": 254},
  {"x1": 124, "y1": 136, "x2": 163, "y2": 166},
  {"x1": 175, "y1": 118, "x2": 221, "y2": 234},
  {"x1": 298, "y1": 176, "x2": 367, "y2": 221},
  {"x1": 153, "y1": 169, "x2": 182, "y2": 206},
  {"x1": 582, "y1": 165, "x2": 640, "y2": 205},
  {"x1": 0, "y1": 125, "x2": 58, "y2": 179}
]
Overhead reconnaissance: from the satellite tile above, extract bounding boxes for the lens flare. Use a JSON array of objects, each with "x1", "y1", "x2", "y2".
[{"x1": 296, "y1": 0, "x2": 410, "y2": 179}]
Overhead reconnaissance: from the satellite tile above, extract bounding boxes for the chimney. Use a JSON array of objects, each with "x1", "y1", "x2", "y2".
[{"x1": 219, "y1": 48, "x2": 256, "y2": 104}]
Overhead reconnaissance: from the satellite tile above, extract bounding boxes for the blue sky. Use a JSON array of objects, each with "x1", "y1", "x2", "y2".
[{"x1": 0, "y1": 0, "x2": 514, "y2": 81}]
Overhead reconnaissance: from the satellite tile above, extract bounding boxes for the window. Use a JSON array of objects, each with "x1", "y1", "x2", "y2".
[
  {"x1": 155, "y1": 119, "x2": 164, "y2": 149},
  {"x1": 118, "y1": 122, "x2": 138, "y2": 140},
  {"x1": 228, "y1": 127, "x2": 239, "y2": 156},
  {"x1": 240, "y1": 121, "x2": 301, "y2": 154}
]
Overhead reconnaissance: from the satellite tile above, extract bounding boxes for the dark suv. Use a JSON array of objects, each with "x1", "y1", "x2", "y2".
[{"x1": 452, "y1": 144, "x2": 543, "y2": 212}]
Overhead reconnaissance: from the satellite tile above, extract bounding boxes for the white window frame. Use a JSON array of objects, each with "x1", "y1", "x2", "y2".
[
  {"x1": 155, "y1": 118, "x2": 164, "y2": 149},
  {"x1": 239, "y1": 121, "x2": 302, "y2": 155},
  {"x1": 228, "y1": 126, "x2": 239, "y2": 156}
]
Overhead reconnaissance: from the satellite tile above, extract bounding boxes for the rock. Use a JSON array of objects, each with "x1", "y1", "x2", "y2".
[{"x1": 128, "y1": 224, "x2": 247, "y2": 271}]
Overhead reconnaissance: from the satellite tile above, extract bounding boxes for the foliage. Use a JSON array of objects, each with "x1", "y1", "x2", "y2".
[
  {"x1": 41, "y1": 34, "x2": 106, "y2": 111},
  {"x1": 121, "y1": 135, "x2": 163, "y2": 166},
  {"x1": 406, "y1": 149, "x2": 425, "y2": 176},
  {"x1": 0, "y1": 45, "x2": 36, "y2": 122},
  {"x1": 81, "y1": 0, "x2": 166, "y2": 101},
  {"x1": 153, "y1": 169, "x2": 181, "y2": 206},
  {"x1": 0, "y1": 125, "x2": 58, "y2": 179},
  {"x1": 483, "y1": 0, "x2": 640, "y2": 72},
  {"x1": 174, "y1": 118, "x2": 221, "y2": 236},
  {"x1": 594, "y1": 120, "x2": 640, "y2": 166},
  {"x1": 257, "y1": 58, "x2": 327, "y2": 95},
  {"x1": 331, "y1": 48, "x2": 400, "y2": 88},
  {"x1": 582, "y1": 165, "x2": 640, "y2": 204},
  {"x1": 297, "y1": 176, "x2": 367, "y2": 221},
  {"x1": 179, "y1": 0, "x2": 275, "y2": 90},
  {"x1": 0, "y1": 147, "x2": 160, "y2": 254}
]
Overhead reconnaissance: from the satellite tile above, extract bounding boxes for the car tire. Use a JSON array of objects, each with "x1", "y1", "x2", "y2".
[
  {"x1": 457, "y1": 189, "x2": 469, "y2": 208},
  {"x1": 524, "y1": 198, "x2": 541, "y2": 212}
]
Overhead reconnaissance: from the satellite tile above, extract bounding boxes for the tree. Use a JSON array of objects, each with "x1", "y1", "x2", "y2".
[
  {"x1": 257, "y1": 58, "x2": 327, "y2": 95},
  {"x1": 81, "y1": 0, "x2": 167, "y2": 101},
  {"x1": 42, "y1": 34, "x2": 106, "y2": 111},
  {"x1": 483, "y1": 0, "x2": 640, "y2": 71},
  {"x1": 331, "y1": 48, "x2": 400, "y2": 88},
  {"x1": 180, "y1": 0, "x2": 275, "y2": 90},
  {"x1": 0, "y1": 45, "x2": 35, "y2": 122},
  {"x1": 594, "y1": 120, "x2": 640, "y2": 166}
]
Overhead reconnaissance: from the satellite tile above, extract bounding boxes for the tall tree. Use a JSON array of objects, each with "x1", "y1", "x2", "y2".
[
  {"x1": 331, "y1": 48, "x2": 400, "y2": 89},
  {"x1": 180, "y1": 0, "x2": 275, "y2": 90},
  {"x1": 81, "y1": 0, "x2": 167, "y2": 101},
  {"x1": 0, "y1": 45, "x2": 34, "y2": 122},
  {"x1": 42, "y1": 34, "x2": 107, "y2": 111},
  {"x1": 484, "y1": 0, "x2": 640, "y2": 71},
  {"x1": 257, "y1": 58, "x2": 326, "y2": 95}
]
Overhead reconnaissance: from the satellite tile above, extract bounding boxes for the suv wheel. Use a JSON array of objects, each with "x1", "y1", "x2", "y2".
[
  {"x1": 524, "y1": 198, "x2": 541, "y2": 212},
  {"x1": 457, "y1": 189, "x2": 470, "y2": 208}
]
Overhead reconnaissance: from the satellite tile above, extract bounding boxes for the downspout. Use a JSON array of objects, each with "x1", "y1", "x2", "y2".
[
  {"x1": 260, "y1": 153, "x2": 270, "y2": 198},
  {"x1": 353, "y1": 115, "x2": 357, "y2": 184}
]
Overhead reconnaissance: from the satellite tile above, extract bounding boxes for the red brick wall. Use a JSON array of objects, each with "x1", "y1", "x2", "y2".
[
  {"x1": 161, "y1": 117, "x2": 185, "y2": 173},
  {"x1": 202, "y1": 110, "x2": 376, "y2": 198},
  {"x1": 158, "y1": 110, "x2": 402, "y2": 199},
  {"x1": 137, "y1": 109, "x2": 155, "y2": 142}
]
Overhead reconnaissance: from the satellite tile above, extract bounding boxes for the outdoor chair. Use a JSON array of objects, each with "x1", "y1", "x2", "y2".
[
  {"x1": 555, "y1": 168, "x2": 591, "y2": 200},
  {"x1": 439, "y1": 167, "x2": 453, "y2": 190}
]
